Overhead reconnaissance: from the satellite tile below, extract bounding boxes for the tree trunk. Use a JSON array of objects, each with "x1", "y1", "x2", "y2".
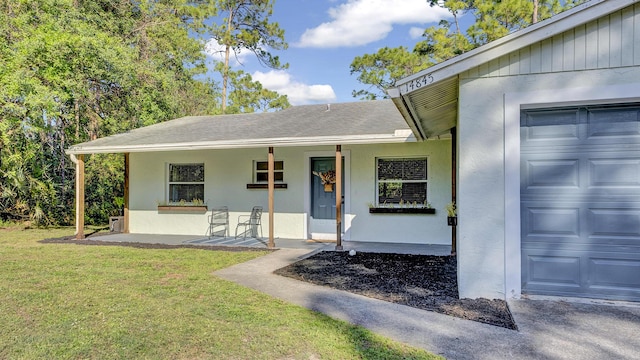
[
  {"x1": 221, "y1": 6, "x2": 234, "y2": 114},
  {"x1": 74, "y1": 98, "x2": 80, "y2": 139},
  {"x1": 533, "y1": 0, "x2": 539, "y2": 24},
  {"x1": 454, "y1": 13, "x2": 460, "y2": 34},
  {"x1": 222, "y1": 44, "x2": 229, "y2": 114}
]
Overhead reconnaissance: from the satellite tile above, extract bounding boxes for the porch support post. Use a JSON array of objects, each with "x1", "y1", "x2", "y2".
[
  {"x1": 75, "y1": 154, "x2": 85, "y2": 240},
  {"x1": 124, "y1": 152, "x2": 130, "y2": 233},
  {"x1": 451, "y1": 127, "x2": 457, "y2": 256},
  {"x1": 267, "y1": 147, "x2": 275, "y2": 248},
  {"x1": 335, "y1": 145, "x2": 343, "y2": 250}
]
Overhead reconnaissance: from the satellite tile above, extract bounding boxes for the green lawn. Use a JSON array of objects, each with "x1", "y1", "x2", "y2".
[{"x1": 0, "y1": 226, "x2": 442, "y2": 360}]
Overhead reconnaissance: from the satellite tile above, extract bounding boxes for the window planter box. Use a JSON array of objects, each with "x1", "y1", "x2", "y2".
[
  {"x1": 369, "y1": 207, "x2": 435, "y2": 214},
  {"x1": 246, "y1": 183, "x2": 288, "y2": 189},
  {"x1": 157, "y1": 205, "x2": 208, "y2": 212}
]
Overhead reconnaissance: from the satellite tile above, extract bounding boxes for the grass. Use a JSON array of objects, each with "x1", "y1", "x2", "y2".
[{"x1": 0, "y1": 225, "x2": 442, "y2": 359}]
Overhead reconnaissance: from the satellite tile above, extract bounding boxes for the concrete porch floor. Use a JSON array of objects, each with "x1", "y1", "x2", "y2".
[{"x1": 89, "y1": 232, "x2": 452, "y2": 255}]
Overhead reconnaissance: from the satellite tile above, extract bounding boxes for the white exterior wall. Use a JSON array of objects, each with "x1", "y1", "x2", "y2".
[
  {"x1": 349, "y1": 140, "x2": 451, "y2": 244},
  {"x1": 457, "y1": 67, "x2": 640, "y2": 299},
  {"x1": 128, "y1": 140, "x2": 452, "y2": 244}
]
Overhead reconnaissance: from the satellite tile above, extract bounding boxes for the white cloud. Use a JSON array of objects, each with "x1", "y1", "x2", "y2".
[
  {"x1": 252, "y1": 70, "x2": 337, "y2": 105},
  {"x1": 409, "y1": 26, "x2": 425, "y2": 39},
  {"x1": 204, "y1": 38, "x2": 250, "y2": 66},
  {"x1": 296, "y1": 0, "x2": 450, "y2": 48}
]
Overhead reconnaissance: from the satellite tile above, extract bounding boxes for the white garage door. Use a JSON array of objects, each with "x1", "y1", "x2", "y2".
[{"x1": 521, "y1": 104, "x2": 640, "y2": 301}]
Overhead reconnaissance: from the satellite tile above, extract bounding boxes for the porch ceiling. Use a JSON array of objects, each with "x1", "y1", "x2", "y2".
[{"x1": 390, "y1": 76, "x2": 458, "y2": 141}]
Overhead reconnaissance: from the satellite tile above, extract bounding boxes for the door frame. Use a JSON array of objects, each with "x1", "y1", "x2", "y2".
[{"x1": 304, "y1": 150, "x2": 351, "y2": 240}]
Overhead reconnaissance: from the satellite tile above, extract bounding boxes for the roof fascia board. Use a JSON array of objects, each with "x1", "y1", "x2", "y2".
[
  {"x1": 65, "y1": 133, "x2": 418, "y2": 155},
  {"x1": 392, "y1": 0, "x2": 634, "y2": 97},
  {"x1": 389, "y1": 90, "x2": 427, "y2": 141}
]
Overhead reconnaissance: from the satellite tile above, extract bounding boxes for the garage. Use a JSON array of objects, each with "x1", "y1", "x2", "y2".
[{"x1": 521, "y1": 104, "x2": 640, "y2": 301}]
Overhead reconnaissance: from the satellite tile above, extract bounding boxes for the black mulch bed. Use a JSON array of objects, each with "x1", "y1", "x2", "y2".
[
  {"x1": 39, "y1": 236, "x2": 275, "y2": 253},
  {"x1": 274, "y1": 251, "x2": 517, "y2": 330}
]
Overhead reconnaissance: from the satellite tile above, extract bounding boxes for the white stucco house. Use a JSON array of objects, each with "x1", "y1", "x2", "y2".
[
  {"x1": 67, "y1": 100, "x2": 454, "y2": 248},
  {"x1": 68, "y1": 0, "x2": 640, "y2": 303},
  {"x1": 390, "y1": 0, "x2": 640, "y2": 302}
]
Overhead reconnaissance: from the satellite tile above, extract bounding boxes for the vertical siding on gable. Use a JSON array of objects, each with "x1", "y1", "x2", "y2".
[
  {"x1": 488, "y1": 58, "x2": 501, "y2": 76},
  {"x1": 540, "y1": 38, "x2": 553, "y2": 72},
  {"x1": 460, "y1": 5, "x2": 640, "y2": 80},
  {"x1": 530, "y1": 42, "x2": 542, "y2": 73},
  {"x1": 598, "y1": 17, "x2": 611, "y2": 68},
  {"x1": 563, "y1": 30, "x2": 575, "y2": 70},
  {"x1": 509, "y1": 52, "x2": 520, "y2": 74},
  {"x1": 477, "y1": 62, "x2": 489, "y2": 77},
  {"x1": 519, "y1": 46, "x2": 531, "y2": 73},
  {"x1": 552, "y1": 34, "x2": 564, "y2": 71},
  {"x1": 610, "y1": 10, "x2": 622, "y2": 67},
  {"x1": 585, "y1": 21, "x2": 599, "y2": 69},
  {"x1": 635, "y1": 3, "x2": 640, "y2": 65},
  {"x1": 499, "y1": 54, "x2": 511, "y2": 76},
  {"x1": 574, "y1": 24, "x2": 587, "y2": 70},
  {"x1": 621, "y1": 4, "x2": 635, "y2": 66}
]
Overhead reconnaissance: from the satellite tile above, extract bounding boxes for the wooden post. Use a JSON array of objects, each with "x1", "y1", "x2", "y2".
[
  {"x1": 451, "y1": 127, "x2": 457, "y2": 256},
  {"x1": 124, "y1": 153, "x2": 130, "y2": 233},
  {"x1": 75, "y1": 154, "x2": 85, "y2": 240},
  {"x1": 335, "y1": 145, "x2": 343, "y2": 250},
  {"x1": 268, "y1": 147, "x2": 275, "y2": 248}
]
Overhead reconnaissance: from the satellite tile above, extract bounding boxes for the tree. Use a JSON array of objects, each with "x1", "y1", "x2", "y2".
[
  {"x1": 224, "y1": 68, "x2": 290, "y2": 113},
  {"x1": 209, "y1": 0, "x2": 288, "y2": 113},
  {"x1": 351, "y1": 0, "x2": 585, "y2": 98},
  {"x1": 0, "y1": 0, "x2": 220, "y2": 225},
  {"x1": 428, "y1": 0, "x2": 470, "y2": 34},
  {"x1": 350, "y1": 47, "x2": 432, "y2": 100},
  {"x1": 414, "y1": 20, "x2": 472, "y2": 64}
]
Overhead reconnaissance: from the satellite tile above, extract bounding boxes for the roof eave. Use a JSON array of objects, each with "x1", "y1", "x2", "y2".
[{"x1": 65, "y1": 133, "x2": 418, "y2": 155}]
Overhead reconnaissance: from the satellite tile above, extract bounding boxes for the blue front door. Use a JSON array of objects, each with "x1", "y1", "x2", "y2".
[{"x1": 311, "y1": 158, "x2": 336, "y2": 219}]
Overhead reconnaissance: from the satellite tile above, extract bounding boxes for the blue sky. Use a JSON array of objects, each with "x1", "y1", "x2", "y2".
[{"x1": 205, "y1": 0, "x2": 453, "y2": 105}]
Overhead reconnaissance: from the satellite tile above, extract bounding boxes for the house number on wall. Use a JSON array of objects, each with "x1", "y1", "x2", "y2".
[{"x1": 403, "y1": 73, "x2": 434, "y2": 93}]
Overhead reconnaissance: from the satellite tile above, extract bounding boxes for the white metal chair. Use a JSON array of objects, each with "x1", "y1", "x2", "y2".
[
  {"x1": 208, "y1": 206, "x2": 229, "y2": 238},
  {"x1": 235, "y1": 206, "x2": 263, "y2": 239}
]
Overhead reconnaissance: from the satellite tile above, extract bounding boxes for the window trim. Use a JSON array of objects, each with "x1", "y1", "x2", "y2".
[
  {"x1": 253, "y1": 160, "x2": 284, "y2": 183},
  {"x1": 375, "y1": 157, "x2": 429, "y2": 208},
  {"x1": 166, "y1": 163, "x2": 205, "y2": 204}
]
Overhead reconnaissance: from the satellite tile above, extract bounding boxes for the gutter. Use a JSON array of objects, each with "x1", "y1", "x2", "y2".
[{"x1": 65, "y1": 133, "x2": 419, "y2": 155}]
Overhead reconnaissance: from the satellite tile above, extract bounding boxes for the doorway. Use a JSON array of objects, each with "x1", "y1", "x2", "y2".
[{"x1": 307, "y1": 155, "x2": 347, "y2": 240}]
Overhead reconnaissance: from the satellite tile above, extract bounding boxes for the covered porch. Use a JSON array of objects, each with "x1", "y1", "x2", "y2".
[{"x1": 66, "y1": 101, "x2": 454, "y2": 252}]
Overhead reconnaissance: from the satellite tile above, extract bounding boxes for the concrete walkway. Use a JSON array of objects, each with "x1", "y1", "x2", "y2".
[{"x1": 214, "y1": 248, "x2": 640, "y2": 360}]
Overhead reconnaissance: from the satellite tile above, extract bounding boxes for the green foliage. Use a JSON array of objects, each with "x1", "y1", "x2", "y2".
[
  {"x1": 0, "y1": 0, "x2": 225, "y2": 226},
  {"x1": 0, "y1": 0, "x2": 292, "y2": 226},
  {"x1": 351, "y1": 0, "x2": 586, "y2": 98},
  {"x1": 350, "y1": 46, "x2": 432, "y2": 100},
  {"x1": 414, "y1": 21, "x2": 473, "y2": 64},
  {"x1": 224, "y1": 67, "x2": 291, "y2": 113},
  {"x1": 209, "y1": 0, "x2": 289, "y2": 113}
]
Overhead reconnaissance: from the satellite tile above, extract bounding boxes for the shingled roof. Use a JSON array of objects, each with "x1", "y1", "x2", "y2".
[{"x1": 67, "y1": 100, "x2": 415, "y2": 154}]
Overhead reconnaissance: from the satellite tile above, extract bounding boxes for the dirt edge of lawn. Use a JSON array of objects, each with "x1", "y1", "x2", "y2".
[{"x1": 39, "y1": 235, "x2": 275, "y2": 253}]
